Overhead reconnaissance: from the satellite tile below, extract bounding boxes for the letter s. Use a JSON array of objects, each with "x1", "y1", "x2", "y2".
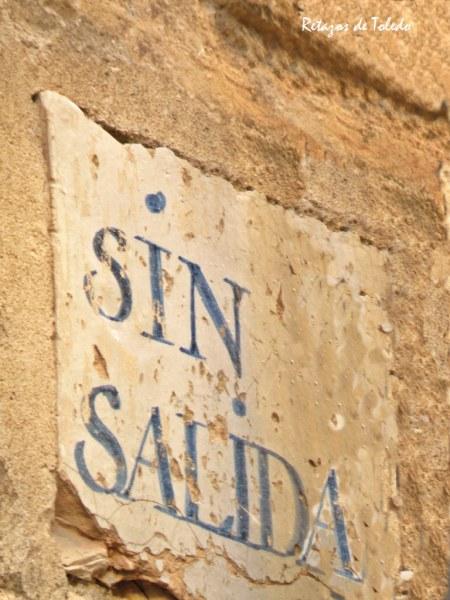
[
  {"x1": 83, "y1": 227, "x2": 132, "y2": 322},
  {"x1": 74, "y1": 385, "x2": 127, "y2": 495}
]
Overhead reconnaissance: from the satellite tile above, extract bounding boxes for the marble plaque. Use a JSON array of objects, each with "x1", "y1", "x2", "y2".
[{"x1": 41, "y1": 91, "x2": 398, "y2": 600}]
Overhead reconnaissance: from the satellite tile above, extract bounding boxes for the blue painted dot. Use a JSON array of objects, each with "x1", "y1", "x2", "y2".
[
  {"x1": 232, "y1": 397, "x2": 246, "y2": 417},
  {"x1": 145, "y1": 191, "x2": 166, "y2": 213}
]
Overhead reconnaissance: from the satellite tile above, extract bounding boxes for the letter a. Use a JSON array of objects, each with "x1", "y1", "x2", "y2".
[
  {"x1": 123, "y1": 407, "x2": 176, "y2": 514},
  {"x1": 299, "y1": 469, "x2": 362, "y2": 582}
]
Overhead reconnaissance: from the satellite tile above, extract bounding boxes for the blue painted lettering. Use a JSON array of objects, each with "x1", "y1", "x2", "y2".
[
  {"x1": 254, "y1": 443, "x2": 310, "y2": 554},
  {"x1": 299, "y1": 469, "x2": 362, "y2": 582},
  {"x1": 74, "y1": 385, "x2": 128, "y2": 494},
  {"x1": 257, "y1": 448, "x2": 273, "y2": 549},
  {"x1": 83, "y1": 228, "x2": 132, "y2": 322},
  {"x1": 184, "y1": 419, "x2": 199, "y2": 521},
  {"x1": 231, "y1": 434, "x2": 250, "y2": 541},
  {"x1": 179, "y1": 257, "x2": 249, "y2": 377},
  {"x1": 124, "y1": 407, "x2": 176, "y2": 513},
  {"x1": 135, "y1": 236, "x2": 174, "y2": 346}
]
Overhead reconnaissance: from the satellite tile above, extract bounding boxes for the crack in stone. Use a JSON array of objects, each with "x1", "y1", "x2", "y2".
[{"x1": 54, "y1": 474, "x2": 214, "y2": 599}]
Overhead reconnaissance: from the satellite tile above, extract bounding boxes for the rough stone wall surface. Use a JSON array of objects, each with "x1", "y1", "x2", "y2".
[{"x1": 0, "y1": 1, "x2": 448, "y2": 600}]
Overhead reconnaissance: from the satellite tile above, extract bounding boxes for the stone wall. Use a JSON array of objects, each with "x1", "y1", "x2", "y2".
[{"x1": 0, "y1": 1, "x2": 449, "y2": 599}]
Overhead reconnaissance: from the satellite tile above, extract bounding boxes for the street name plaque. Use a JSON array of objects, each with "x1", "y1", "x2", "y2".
[{"x1": 41, "y1": 91, "x2": 398, "y2": 600}]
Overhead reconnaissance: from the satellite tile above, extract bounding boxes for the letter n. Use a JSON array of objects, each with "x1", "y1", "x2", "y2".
[{"x1": 179, "y1": 257, "x2": 249, "y2": 377}]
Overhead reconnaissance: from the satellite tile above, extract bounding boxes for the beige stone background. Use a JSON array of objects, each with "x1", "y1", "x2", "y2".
[{"x1": 0, "y1": 1, "x2": 449, "y2": 599}]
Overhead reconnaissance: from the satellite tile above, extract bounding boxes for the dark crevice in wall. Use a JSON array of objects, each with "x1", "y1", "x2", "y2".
[
  {"x1": 113, "y1": 580, "x2": 179, "y2": 599},
  {"x1": 67, "y1": 576, "x2": 180, "y2": 599},
  {"x1": 84, "y1": 113, "x2": 257, "y2": 194}
]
